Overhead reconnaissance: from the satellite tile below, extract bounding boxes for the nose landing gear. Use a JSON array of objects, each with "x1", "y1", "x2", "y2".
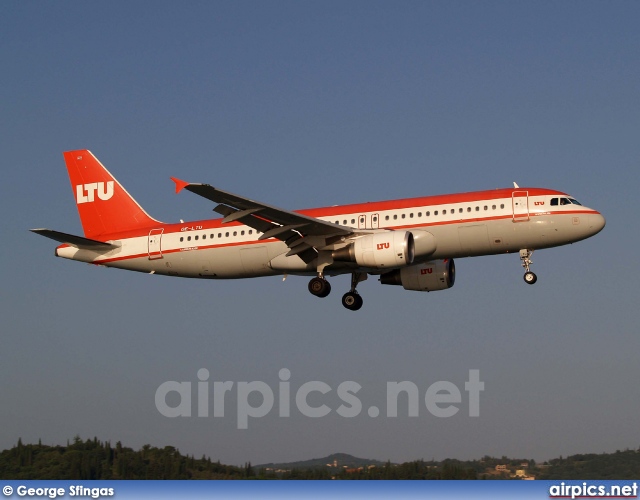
[{"x1": 520, "y1": 249, "x2": 537, "y2": 285}]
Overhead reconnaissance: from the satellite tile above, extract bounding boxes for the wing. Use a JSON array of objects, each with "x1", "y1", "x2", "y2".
[{"x1": 171, "y1": 178, "x2": 354, "y2": 263}]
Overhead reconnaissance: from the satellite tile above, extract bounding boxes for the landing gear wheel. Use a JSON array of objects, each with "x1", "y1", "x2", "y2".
[
  {"x1": 342, "y1": 292, "x2": 363, "y2": 311},
  {"x1": 519, "y1": 249, "x2": 537, "y2": 285},
  {"x1": 308, "y1": 277, "x2": 331, "y2": 297}
]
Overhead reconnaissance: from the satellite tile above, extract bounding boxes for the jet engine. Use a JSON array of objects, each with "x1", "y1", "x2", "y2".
[
  {"x1": 332, "y1": 231, "x2": 415, "y2": 269},
  {"x1": 379, "y1": 259, "x2": 455, "y2": 291}
]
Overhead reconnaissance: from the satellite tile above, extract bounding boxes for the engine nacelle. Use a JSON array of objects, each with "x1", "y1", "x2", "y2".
[
  {"x1": 332, "y1": 231, "x2": 415, "y2": 269},
  {"x1": 410, "y1": 229, "x2": 437, "y2": 260},
  {"x1": 380, "y1": 259, "x2": 455, "y2": 292}
]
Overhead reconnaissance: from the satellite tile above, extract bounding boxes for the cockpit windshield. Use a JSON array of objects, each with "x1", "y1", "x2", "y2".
[{"x1": 550, "y1": 197, "x2": 582, "y2": 206}]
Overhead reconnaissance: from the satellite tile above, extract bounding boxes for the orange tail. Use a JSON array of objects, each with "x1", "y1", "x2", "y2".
[{"x1": 63, "y1": 150, "x2": 162, "y2": 238}]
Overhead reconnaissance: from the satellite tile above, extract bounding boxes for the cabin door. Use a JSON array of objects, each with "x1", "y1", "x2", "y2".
[
  {"x1": 512, "y1": 191, "x2": 529, "y2": 222},
  {"x1": 148, "y1": 228, "x2": 164, "y2": 260}
]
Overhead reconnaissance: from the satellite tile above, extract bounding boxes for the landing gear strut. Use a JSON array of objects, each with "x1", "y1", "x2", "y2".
[
  {"x1": 520, "y1": 249, "x2": 537, "y2": 285},
  {"x1": 308, "y1": 274, "x2": 331, "y2": 298},
  {"x1": 342, "y1": 272, "x2": 365, "y2": 311}
]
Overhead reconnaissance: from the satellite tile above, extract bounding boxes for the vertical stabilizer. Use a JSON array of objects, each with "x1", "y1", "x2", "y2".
[{"x1": 63, "y1": 150, "x2": 162, "y2": 238}]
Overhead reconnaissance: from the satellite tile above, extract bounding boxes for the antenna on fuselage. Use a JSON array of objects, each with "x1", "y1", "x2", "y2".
[{"x1": 513, "y1": 182, "x2": 520, "y2": 188}]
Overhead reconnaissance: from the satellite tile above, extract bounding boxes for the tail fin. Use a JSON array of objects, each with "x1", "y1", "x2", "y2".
[{"x1": 63, "y1": 150, "x2": 162, "y2": 238}]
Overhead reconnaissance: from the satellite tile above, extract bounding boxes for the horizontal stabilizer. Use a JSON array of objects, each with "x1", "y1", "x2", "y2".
[{"x1": 30, "y1": 229, "x2": 120, "y2": 250}]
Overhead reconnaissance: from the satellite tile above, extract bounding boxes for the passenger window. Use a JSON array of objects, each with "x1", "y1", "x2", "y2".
[
  {"x1": 459, "y1": 208, "x2": 463, "y2": 213},
  {"x1": 393, "y1": 215, "x2": 397, "y2": 220},
  {"x1": 218, "y1": 233, "x2": 222, "y2": 238},
  {"x1": 225, "y1": 232, "x2": 229, "y2": 237},
  {"x1": 373, "y1": 216, "x2": 378, "y2": 222},
  {"x1": 241, "y1": 230, "x2": 245, "y2": 235},
  {"x1": 180, "y1": 237, "x2": 184, "y2": 242},
  {"x1": 249, "y1": 230, "x2": 253, "y2": 235},
  {"x1": 467, "y1": 207, "x2": 471, "y2": 212},
  {"x1": 210, "y1": 234, "x2": 214, "y2": 239},
  {"x1": 187, "y1": 236, "x2": 191, "y2": 241},
  {"x1": 434, "y1": 210, "x2": 438, "y2": 216},
  {"x1": 233, "y1": 231, "x2": 237, "y2": 236},
  {"x1": 409, "y1": 213, "x2": 413, "y2": 218},
  {"x1": 385, "y1": 215, "x2": 390, "y2": 221},
  {"x1": 351, "y1": 219, "x2": 355, "y2": 224},
  {"x1": 202, "y1": 234, "x2": 206, "y2": 239},
  {"x1": 418, "y1": 212, "x2": 422, "y2": 217},
  {"x1": 484, "y1": 206, "x2": 488, "y2": 211},
  {"x1": 475, "y1": 207, "x2": 479, "y2": 211},
  {"x1": 426, "y1": 211, "x2": 430, "y2": 216},
  {"x1": 492, "y1": 205, "x2": 496, "y2": 210},
  {"x1": 401, "y1": 214, "x2": 405, "y2": 219},
  {"x1": 500, "y1": 204, "x2": 505, "y2": 209}
]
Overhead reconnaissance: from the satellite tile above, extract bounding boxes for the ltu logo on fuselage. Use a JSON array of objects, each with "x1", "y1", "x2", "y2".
[{"x1": 76, "y1": 181, "x2": 114, "y2": 204}]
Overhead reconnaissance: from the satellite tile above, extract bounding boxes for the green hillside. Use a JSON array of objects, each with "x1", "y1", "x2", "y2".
[{"x1": 2, "y1": 438, "x2": 639, "y2": 480}]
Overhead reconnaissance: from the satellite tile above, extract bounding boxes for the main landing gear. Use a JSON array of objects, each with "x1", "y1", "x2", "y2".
[
  {"x1": 520, "y1": 249, "x2": 537, "y2": 285},
  {"x1": 342, "y1": 272, "x2": 365, "y2": 311},
  {"x1": 307, "y1": 272, "x2": 366, "y2": 310},
  {"x1": 308, "y1": 275, "x2": 331, "y2": 298},
  {"x1": 341, "y1": 292, "x2": 363, "y2": 311}
]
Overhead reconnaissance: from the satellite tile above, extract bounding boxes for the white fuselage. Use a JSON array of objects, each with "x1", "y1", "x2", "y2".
[{"x1": 55, "y1": 188, "x2": 605, "y2": 279}]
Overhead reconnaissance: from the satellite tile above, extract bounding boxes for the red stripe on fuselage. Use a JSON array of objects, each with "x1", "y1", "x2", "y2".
[
  {"x1": 300, "y1": 187, "x2": 563, "y2": 218},
  {"x1": 95, "y1": 238, "x2": 271, "y2": 265}
]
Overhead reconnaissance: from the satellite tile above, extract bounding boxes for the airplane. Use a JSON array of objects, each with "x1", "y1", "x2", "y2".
[{"x1": 31, "y1": 150, "x2": 605, "y2": 311}]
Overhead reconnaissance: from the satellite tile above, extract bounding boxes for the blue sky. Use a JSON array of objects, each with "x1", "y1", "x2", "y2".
[{"x1": 1, "y1": 1, "x2": 639, "y2": 466}]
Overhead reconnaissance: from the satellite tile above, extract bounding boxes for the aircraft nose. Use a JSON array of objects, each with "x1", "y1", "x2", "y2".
[{"x1": 589, "y1": 213, "x2": 606, "y2": 235}]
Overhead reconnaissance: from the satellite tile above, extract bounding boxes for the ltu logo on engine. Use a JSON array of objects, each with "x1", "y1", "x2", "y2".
[
  {"x1": 420, "y1": 268, "x2": 433, "y2": 275},
  {"x1": 377, "y1": 242, "x2": 390, "y2": 250},
  {"x1": 76, "y1": 181, "x2": 114, "y2": 204}
]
